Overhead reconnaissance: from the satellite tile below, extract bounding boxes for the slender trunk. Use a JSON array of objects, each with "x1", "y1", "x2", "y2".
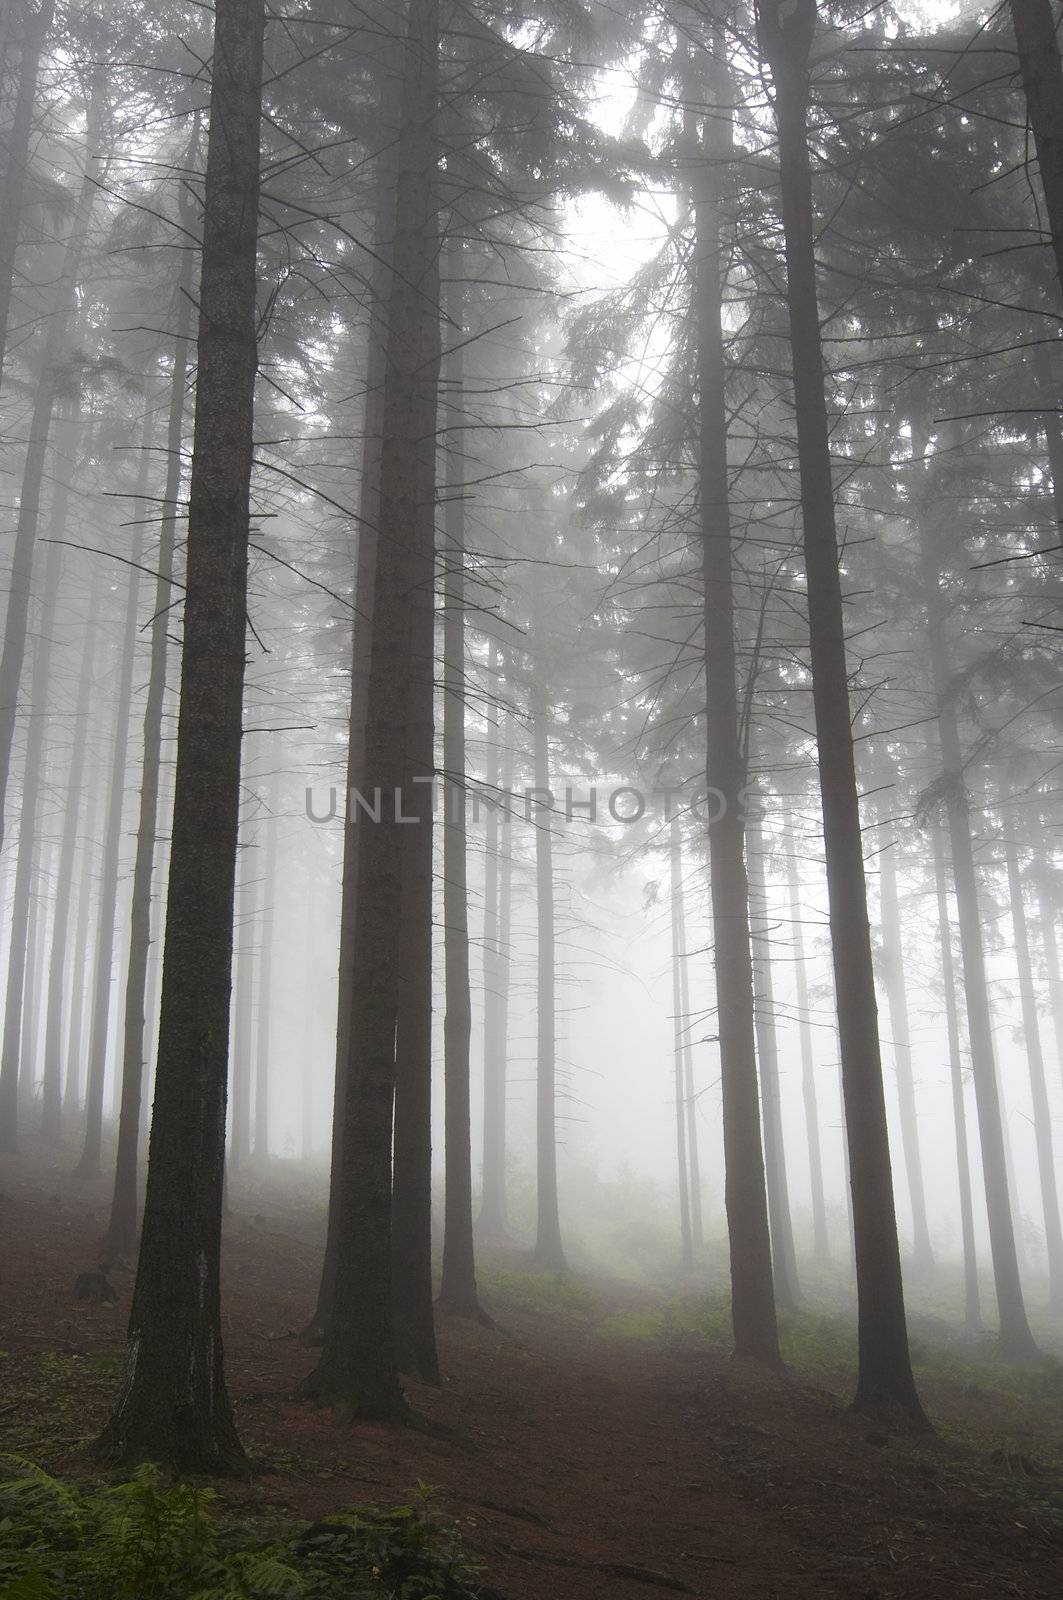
[
  {"x1": 669, "y1": 813, "x2": 693, "y2": 1269},
  {"x1": 19, "y1": 841, "x2": 45, "y2": 1106},
  {"x1": 0, "y1": 0, "x2": 55, "y2": 389},
  {"x1": 1035, "y1": 862, "x2": 1063, "y2": 1093},
  {"x1": 64, "y1": 747, "x2": 101, "y2": 1123},
  {"x1": 0, "y1": 83, "x2": 98, "y2": 861},
  {"x1": 680, "y1": 936, "x2": 704, "y2": 1250},
  {"x1": 0, "y1": 405, "x2": 72, "y2": 1144},
  {"x1": 928, "y1": 812, "x2": 981, "y2": 1329},
  {"x1": 784, "y1": 809, "x2": 828, "y2": 1261},
  {"x1": 75, "y1": 426, "x2": 151, "y2": 1178},
  {"x1": 105, "y1": 202, "x2": 195, "y2": 1252},
  {"x1": 254, "y1": 772, "x2": 278, "y2": 1167},
  {"x1": 41, "y1": 535, "x2": 98, "y2": 1143},
  {"x1": 229, "y1": 843, "x2": 256, "y2": 1179},
  {"x1": 301, "y1": 0, "x2": 440, "y2": 1418},
  {"x1": 757, "y1": 0, "x2": 924, "y2": 1418},
  {"x1": 914, "y1": 414, "x2": 1039, "y2": 1361},
  {"x1": 1003, "y1": 827, "x2": 1063, "y2": 1313},
  {"x1": 747, "y1": 799, "x2": 801, "y2": 1309},
  {"x1": 479, "y1": 687, "x2": 512, "y2": 1236},
  {"x1": 530, "y1": 590, "x2": 565, "y2": 1272},
  {"x1": 1007, "y1": 0, "x2": 1063, "y2": 302},
  {"x1": 307, "y1": 153, "x2": 395, "y2": 1340},
  {"x1": 874, "y1": 783, "x2": 934, "y2": 1267},
  {"x1": 438, "y1": 252, "x2": 483, "y2": 1320},
  {"x1": 96, "y1": 0, "x2": 263, "y2": 1471},
  {"x1": 301, "y1": 883, "x2": 314, "y2": 1161},
  {"x1": 691, "y1": 41, "x2": 778, "y2": 1363}
]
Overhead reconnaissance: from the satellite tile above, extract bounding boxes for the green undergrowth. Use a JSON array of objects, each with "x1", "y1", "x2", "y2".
[
  {"x1": 0, "y1": 1457, "x2": 497, "y2": 1600},
  {"x1": 476, "y1": 1264, "x2": 601, "y2": 1322}
]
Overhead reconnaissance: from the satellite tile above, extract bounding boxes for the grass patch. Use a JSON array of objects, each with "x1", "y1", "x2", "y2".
[{"x1": 477, "y1": 1265, "x2": 601, "y2": 1322}]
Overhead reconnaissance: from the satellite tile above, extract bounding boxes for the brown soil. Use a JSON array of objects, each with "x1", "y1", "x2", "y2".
[{"x1": 1, "y1": 1150, "x2": 1061, "y2": 1599}]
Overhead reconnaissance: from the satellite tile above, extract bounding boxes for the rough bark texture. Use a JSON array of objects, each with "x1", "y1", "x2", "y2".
[
  {"x1": 300, "y1": 0, "x2": 440, "y2": 1418},
  {"x1": 95, "y1": 0, "x2": 263, "y2": 1471},
  {"x1": 757, "y1": 0, "x2": 925, "y2": 1419},
  {"x1": 691, "y1": 43, "x2": 778, "y2": 1364}
]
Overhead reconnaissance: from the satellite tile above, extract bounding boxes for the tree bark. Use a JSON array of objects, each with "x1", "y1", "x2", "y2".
[
  {"x1": 1, "y1": 404, "x2": 74, "y2": 1144},
  {"x1": 104, "y1": 232, "x2": 195, "y2": 1252},
  {"x1": 254, "y1": 769, "x2": 278, "y2": 1168},
  {"x1": 530, "y1": 585, "x2": 565, "y2": 1273},
  {"x1": 915, "y1": 420, "x2": 1039, "y2": 1360},
  {"x1": 757, "y1": 0, "x2": 924, "y2": 1418},
  {"x1": 784, "y1": 808, "x2": 828, "y2": 1261},
  {"x1": 1007, "y1": 0, "x2": 1063, "y2": 302},
  {"x1": 873, "y1": 780, "x2": 934, "y2": 1268},
  {"x1": 306, "y1": 151, "x2": 395, "y2": 1342},
  {"x1": 438, "y1": 251, "x2": 485, "y2": 1320},
  {"x1": 75, "y1": 424, "x2": 151, "y2": 1179},
  {"x1": 669, "y1": 812, "x2": 693, "y2": 1269},
  {"x1": 41, "y1": 512, "x2": 97, "y2": 1144},
  {"x1": 478, "y1": 642, "x2": 512, "y2": 1237},
  {"x1": 300, "y1": 0, "x2": 440, "y2": 1419},
  {"x1": 1034, "y1": 860, "x2": 1063, "y2": 1094},
  {"x1": 691, "y1": 38, "x2": 778, "y2": 1364},
  {"x1": 746, "y1": 798, "x2": 801, "y2": 1309},
  {"x1": 96, "y1": 0, "x2": 263, "y2": 1471},
  {"x1": 1002, "y1": 825, "x2": 1063, "y2": 1313},
  {"x1": 928, "y1": 810, "x2": 981, "y2": 1329}
]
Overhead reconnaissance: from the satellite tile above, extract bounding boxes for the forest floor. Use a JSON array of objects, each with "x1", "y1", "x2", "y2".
[{"x1": 2, "y1": 1153, "x2": 1063, "y2": 1599}]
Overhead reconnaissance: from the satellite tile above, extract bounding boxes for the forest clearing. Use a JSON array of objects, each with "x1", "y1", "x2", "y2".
[{"x1": 2, "y1": 1156, "x2": 1063, "y2": 1598}]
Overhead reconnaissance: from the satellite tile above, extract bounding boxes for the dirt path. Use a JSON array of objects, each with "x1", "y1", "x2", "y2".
[{"x1": 1, "y1": 1156, "x2": 1061, "y2": 1598}]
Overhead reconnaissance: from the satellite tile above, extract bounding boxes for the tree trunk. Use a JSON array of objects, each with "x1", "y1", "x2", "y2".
[
  {"x1": 1002, "y1": 826, "x2": 1063, "y2": 1313},
  {"x1": 1007, "y1": 0, "x2": 1063, "y2": 301},
  {"x1": 300, "y1": 0, "x2": 440, "y2": 1419},
  {"x1": 104, "y1": 238, "x2": 195, "y2": 1252},
  {"x1": 0, "y1": 0, "x2": 55, "y2": 389},
  {"x1": 746, "y1": 798, "x2": 801, "y2": 1309},
  {"x1": 229, "y1": 840, "x2": 256, "y2": 1180},
  {"x1": 0, "y1": 404, "x2": 73, "y2": 1145},
  {"x1": 306, "y1": 151, "x2": 394, "y2": 1342},
  {"x1": 913, "y1": 412, "x2": 1039, "y2": 1361},
  {"x1": 75, "y1": 427, "x2": 151, "y2": 1179},
  {"x1": 0, "y1": 80, "x2": 99, "y2": 864},
  {"x1": 669, "y1": 812, "x2": 693, "y2": 1269},
  {"x1": 95, "y1": 0, "x2": 263, "y2": 1471},
  {"x1": 928, "y1": 810, "x2": 981, "y2": 1329},
  {"x1": 478, "y1": 641, "x2": 512, "y2": 1237},
  {"x1": 873, "y1": 781, "x2": 934, "y2": 1268},
  {"x1": 691, "y1": 41, "x2": 778, "y2": 1364},
  {"x1": 64, "y1": 747, "x2": 102, "y2": 1123},
  {"x1": 41, "y1": 528, "x2": 97, "y2": 1143},
  {"x1": 438, "y1": 251, "x2": 484, "y2": 1321},
  {"x1": 254, "y1": 771, "x2": 278, "y2": 1168},
  {"x1": 1034, "y1": 861, "x2": 1063, "y2": 1094},
  {"x1": 757, "y1": 0, "x2": 924, "y2": 1418},
  {"x1": 530, "y1": 587, "x2": 565, "y2": 1272},
  {"x1": 784, "y1": 808, "x2": 828, "y2": 1261}
]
